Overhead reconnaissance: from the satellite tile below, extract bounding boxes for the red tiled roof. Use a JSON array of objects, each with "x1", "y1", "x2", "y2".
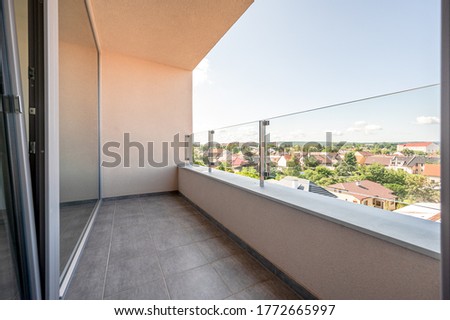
[
  {"x1": 327, "y1": 180, "x2": 397, "y2": 201},
  {"x1": 363, "y1": 155, "x2": 394, "y2": 166},
  {"x1": 400, "y1": 142, "x2": 433, "y2": 147},
  {"x1": 429, "y1": 213, "x2": 441, "y2": 222},
  {"x1": 356, "y1": 151, "x2": 373, "y2": 157},
  {"x1": 232, "y1": 156, "x2": 246, "y2": 167},
  {"x1": 423, "y1": 164, "x2": 440, "y2": 177}
]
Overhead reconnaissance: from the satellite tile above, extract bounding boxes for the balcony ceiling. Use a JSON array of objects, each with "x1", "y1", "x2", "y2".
[{"x1": 89, "y1": 0, "x2": 253, "y2": 70}]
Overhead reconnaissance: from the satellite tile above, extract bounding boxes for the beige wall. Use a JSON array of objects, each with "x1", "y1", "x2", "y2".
[
  {"x1": 179, "y1": 168, "x2": 440, "y2": 299},
  {"x1": 59, "y1": 41, "x2": 99, "y2": 202},
  {"x1": 101, "y1": 51, "x2": 192, "y2": 197},
  {"x1": 14, "y1": 0, "x2": 28, "y2": 137}
]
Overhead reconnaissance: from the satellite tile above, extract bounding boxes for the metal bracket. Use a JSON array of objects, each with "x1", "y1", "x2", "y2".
[
  {"x1": 0, "y1": 95, "x2": 22, "y2": 113},
  {"x1": 29, "y1": 141, "x2": 36, "y2": 154}
]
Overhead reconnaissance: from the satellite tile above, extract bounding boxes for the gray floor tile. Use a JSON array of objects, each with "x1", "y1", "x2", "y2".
[
  {"x1": 114, "y1": 214, "x2": 147, "y2": 228},
  {"x1": 228, "y1": 279, "x2": 300, "y2": 300},
  {"x1": 104, "y1": 278, "x2": 169, "y2": 300},
  {"x1": 197, "y1": 236, "x2": 243, "y2": 262},
  {"x1": 65, "y1": 273, "x2": 105, "y2": 300},
  {"x1": 111, "y1": 223, "x2": 150, "y2": 244},
  {"x1": 158, "y1": 244, "x2": 208, "y2": 275},
  {"x1": 148, "y1": 217, "x2": 185, "y2": 234},
  {"x1": 153, "y1": 227, "x2": 194, "y2": 251},
  {"x1": 166, "y1": 265, "x2": 231, "y2": 300},
  {"x1": 104, "y1": 255, "x2": 163, "y2": 298},
  {"x1": 187, "y1": 223, "x2": 223, "y2": 242},
  {"x1": 109, "y1": 234, "x2": 156, "y2": 265},
  {"x1": 212, "y1": 254, "x2": 272, "y2": 294}
]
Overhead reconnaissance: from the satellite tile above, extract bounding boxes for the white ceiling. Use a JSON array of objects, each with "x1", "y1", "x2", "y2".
[{"x1": 89, "y1": 0, "x2": 253, "y2": 70}]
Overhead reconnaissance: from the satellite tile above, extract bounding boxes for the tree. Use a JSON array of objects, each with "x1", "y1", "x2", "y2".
[
  {"x1": 303, "y1": 156, "x2": 319, "y2": 168},
  {"x1": 236, "y1": 167, "x2": 259, "y2": 179},
  {"x1": 402, "y1": 148, "x2": 415, "y2": 156},
  {"x1": 405, "y1": 174, "x2": 440, "y2": 203},
  {"x1": 336, "y1": 152, "x2": 357, "y2": 176}
]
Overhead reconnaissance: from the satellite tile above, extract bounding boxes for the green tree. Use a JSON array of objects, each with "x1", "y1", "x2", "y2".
[
  {"x1": 402, "y1": 148, "x2": 415, "y2": 156},
  {"x1": 405, "y1": 174, "x2": 440, "y2": 203},
  {"x1": 336, "y1": 152, "x2": 357, "y2": 176},
  {"x1": 236, "y1": 167, "x2": 259, "y2": 179},
  {"x1": 303, "y1": 156, "x2": 319, "y2": 169}
]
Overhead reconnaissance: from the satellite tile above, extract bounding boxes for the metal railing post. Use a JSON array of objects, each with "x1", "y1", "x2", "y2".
[
  {"x1": 208, "y1": 130, "x2": 214, "y2": 173},
  {"x1": 185, "y1": 134, "x2": 192, "y2": 165},
  {"x1": 259, "y1": 120, "x2": 269, "y2": 187}
]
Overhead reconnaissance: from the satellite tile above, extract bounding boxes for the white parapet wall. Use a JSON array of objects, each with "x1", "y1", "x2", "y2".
[{"x1": 178, "y1": 166, "x2": 440, "y2": 299}]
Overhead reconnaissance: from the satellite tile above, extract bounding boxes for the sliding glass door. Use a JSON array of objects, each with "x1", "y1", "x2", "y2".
[
  {"x1": 58, "y1": 0, "x2": 100, "y2": 291},
  {"x1": 0, "y1": 0, "x2": 40, "y2": 300}
]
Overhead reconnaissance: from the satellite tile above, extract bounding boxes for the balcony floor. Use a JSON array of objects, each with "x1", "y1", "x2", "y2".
[{"x1": 65, "y1": 194, "x2": 300, "y2": 300}]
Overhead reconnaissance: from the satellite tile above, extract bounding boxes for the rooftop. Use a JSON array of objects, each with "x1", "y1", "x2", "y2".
[{"x1": 327, "y1": 180, "x2": 397, "y2": 201}]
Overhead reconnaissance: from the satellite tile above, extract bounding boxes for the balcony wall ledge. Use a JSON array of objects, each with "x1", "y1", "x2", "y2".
[
  {"x1": 179, "y1": 165, "x2": 440, "y2": 260},
  {"x1": 179, "y1": 165, "x2": 440, "y2": 299}
]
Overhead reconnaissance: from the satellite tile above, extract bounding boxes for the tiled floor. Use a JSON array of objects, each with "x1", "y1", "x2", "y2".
[{"x1": 65, "y1": 194, "x2": 300, "y2": 300}]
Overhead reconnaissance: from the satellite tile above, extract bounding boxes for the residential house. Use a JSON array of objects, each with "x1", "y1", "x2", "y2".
[
  {"x1": 277, "y1": 154, "x2": 293, "y2": 168},
  {"x1": 397, "y1": 142, "x2": 439, "y2": 154},
  {"x1": 422, "y1": 163, "x2": 441, "y2": 184},
  {"x1": 326, "y1": 180, "x2": 397, "y2": 211},
  {"x1": 363, "y1": 155, "x2": 395, "y2": 167},
  {"x1": 355, "y1": 151, "x2": 373, "y2": 165},
  {"x1": 389, "y1": 155, "x2": 426, "y2": 174}
]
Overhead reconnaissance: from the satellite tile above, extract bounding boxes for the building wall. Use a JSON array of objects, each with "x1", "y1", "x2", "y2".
[
  {"x1": 179, "y1": 168, "x2": 440, "y2": 299},
  {"x1": 101, "y1": 51, "x2": 192, "y2": 197}
]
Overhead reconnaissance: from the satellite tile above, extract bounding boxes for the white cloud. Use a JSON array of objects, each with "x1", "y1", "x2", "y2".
[
  {"x1": 415, "y1": 116, "x2": 440, "y2": 125},
  {"x1": 354, "y1": 121, "x2": 367, "y2": 127},
  {"x1": 364, "y1": 124, "x2": 382, "y2": 134},
  {"x1": 326, "y1": 130, "x2": 343, "y2": 136},
  {"x1": 270, "y1": 130, "x2": 305, "y2": 142},
  {"x1": 347, "y1": 121, "x2": 382, "y2": 134},
  {"x1": 193, "y1": 58, "x2": 210, "y2": 87}
]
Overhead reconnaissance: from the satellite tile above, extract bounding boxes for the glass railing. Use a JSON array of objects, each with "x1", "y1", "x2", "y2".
[
  {"x1": 190, "y1": 84, "x2": 441, "y2": 222},
  {"x1": 192, "y1": 122, "x2": 261, "y2": 178}
]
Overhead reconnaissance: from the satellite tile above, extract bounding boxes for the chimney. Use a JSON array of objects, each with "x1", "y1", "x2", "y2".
[{"x1": 356, "y1": 181, "x2": 361, "y2": 187}]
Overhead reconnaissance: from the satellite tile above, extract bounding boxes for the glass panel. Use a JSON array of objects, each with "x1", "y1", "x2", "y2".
[
  {"x1": 192, "y1": 131, "x2": 208, "y2": 166},
  {"x1": 59, "y1": 0, "x2": 99, "y2": 273},
  {"x1": 192, "y1": 122, "x2": 260, "y2": 180},
  {"x1": 267, "y1": 85, "x2": 440, "y2": 221},
  {"x1": 213, "y1": 122, "x2": 260, "y2": 179}
]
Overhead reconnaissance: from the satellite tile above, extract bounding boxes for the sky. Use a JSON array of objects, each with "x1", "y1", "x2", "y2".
[{"x1": 193, "y1": 0, "x2": 440, "y2": 143}]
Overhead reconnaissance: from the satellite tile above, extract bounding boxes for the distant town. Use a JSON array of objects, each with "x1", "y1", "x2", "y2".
[{"x1": 193, "y1": 141, "x2": 441, "y2": 222}]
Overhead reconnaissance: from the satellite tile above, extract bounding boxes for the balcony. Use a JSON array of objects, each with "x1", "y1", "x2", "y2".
[{"x1": 1, "y1": 0, "x2": 446, "y2": 301}]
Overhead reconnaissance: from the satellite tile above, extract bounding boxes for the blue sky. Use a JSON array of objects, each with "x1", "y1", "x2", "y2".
[{"x1": 193, "y1": 0, "x2": 440, "y2": 142}]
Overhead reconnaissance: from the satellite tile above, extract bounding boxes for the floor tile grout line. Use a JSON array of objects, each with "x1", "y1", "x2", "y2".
[
  {"x1": 101, "y1": 202, "x2": 116, "y2": 300},
  {"x1": 209, "y1": 256, "x2": 235, "y2": 298},
  {"x1": 141, "y1": 198, "x2": 173, "y2": 300}
]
